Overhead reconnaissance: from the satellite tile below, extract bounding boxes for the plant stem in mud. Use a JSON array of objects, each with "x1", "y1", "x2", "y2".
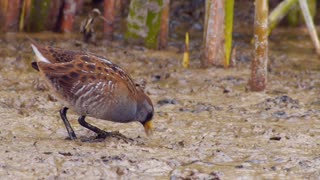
[
  {"x1": 104, "y1": 0, "x2": 115, "y2": 40},
  {"x1": 287, "y1": 0, "x2": 316, "y2": 26},
  {"x1": 27, "y1": 0, "x2": 62, "y2": 32},
  {"x1": 224, "y1": 0, "x2": 234, "y2": 68},
  {"x1": 182, "y1": 32, "x2": 190, "y2": 68},
  {"x1": 159, "y1": 0, "x2": 170, "y2": 50},
  {"x1": 202, "y1": 0, "x2": 225, "y2": 67},
  {"x1": 0, "y1": 0, "x2": 21, "y2": 32},
  {"x1": 19, "y1": 0, "x2": 32, "y2": 32},
  {"x1": 61, "y1": 0, "x2": 77, "y2": 33},
  {"x1": 268, "y1": 0, "x2": 298, "y2": 35},
  {"x1": 298, "y1": 0, "x2": 320, "y2": 55},
  {"x1": 249, "y1": 0, "x2": 268, "y2": 91},
  {"x1": 145, "y1": 0, "x2": 163, "y2": 49},
  {"x1": 125, "y1": 0, "x2": 164, "y2": 49}
]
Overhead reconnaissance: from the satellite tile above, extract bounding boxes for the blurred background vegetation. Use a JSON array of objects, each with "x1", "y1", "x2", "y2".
[
  {"x1": 0, "y1": 0, "x2": 320, "y2": 90},
  {"x1": 0, "y1": 0, "x2": 319, "y2": 49}
]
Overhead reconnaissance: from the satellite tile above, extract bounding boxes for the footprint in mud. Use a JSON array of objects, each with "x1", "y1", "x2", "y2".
[
  {"x1": 179, "y1": 102, "x2": 222, "y2": 113},
  {"x1": 76, "y1": 132, "x2": 134, "y2": 144},
  {"x1": 255, "y1": 95, "x2": 300, "y2": 110},
  {"x1": 157, "y1": 98, "x2": 179, "y2": 106},
  {"x1": 218, "y1": 76, "x2": 245, "y2": 85},
  {"x1": 100, "y1": 154, "x2": 126, "y2": 164},
  {"x1": 157, "y1": 97, "x2": 221, "y2": 114},
  {"x1": 251, "y1": 95, "x2": 317, "y2": 120},
  {"x1": 171, "y1": 166, "x2": 220, "y2": 180}
]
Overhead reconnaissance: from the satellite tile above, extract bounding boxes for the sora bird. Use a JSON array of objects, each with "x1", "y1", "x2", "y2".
[
  {"x1": 80, "y1": 8, "x2": 110, "y2": 44},
  {"x1": 30, "y1": 41, "x2": 154, "y2": 140}
]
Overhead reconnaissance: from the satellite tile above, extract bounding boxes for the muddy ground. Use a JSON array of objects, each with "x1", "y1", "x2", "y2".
[{"x1": 0, "y1": 27, "x2": 319, "y2": 179}]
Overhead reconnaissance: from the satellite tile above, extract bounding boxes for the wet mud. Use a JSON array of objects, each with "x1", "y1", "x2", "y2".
[{"x1": 0, "y1": 29, "x2": 320, "y2": 179}]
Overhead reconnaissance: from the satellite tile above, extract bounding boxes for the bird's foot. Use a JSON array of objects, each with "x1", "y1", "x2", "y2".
[
  {"x1": 96, "y1": 131, "x2": 132, "y2": 143},
  {"x1": 65, "y1": 133, "x2": 77, "y2": 140}
]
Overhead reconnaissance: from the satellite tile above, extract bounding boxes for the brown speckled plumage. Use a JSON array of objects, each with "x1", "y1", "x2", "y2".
[{"x1": 30, "y1": 41, "x2": 154, "y2": 140}]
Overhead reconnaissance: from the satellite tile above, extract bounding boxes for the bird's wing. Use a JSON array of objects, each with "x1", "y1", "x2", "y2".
[{"x1": 37, "y1": 57, "x2": 134, "y2": 101}]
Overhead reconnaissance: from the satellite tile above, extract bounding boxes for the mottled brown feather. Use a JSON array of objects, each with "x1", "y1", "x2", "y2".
[
  {"x1": 37, "y1": 55, "x2": 137, "y2": 102},
  {"x1": 34, "y1": 44, "x2": 138, "y2": 95}
]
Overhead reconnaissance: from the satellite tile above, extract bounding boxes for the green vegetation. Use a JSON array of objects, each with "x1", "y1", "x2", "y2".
[
  {"x1": 224, "y1": 0, "x2": 234, "y2": 67},
  {"x1": 27, "y1": 0, "x2": 51, "y2": 32}
]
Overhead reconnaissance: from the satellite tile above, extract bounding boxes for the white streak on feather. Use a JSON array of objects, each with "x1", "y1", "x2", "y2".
[
  {"x1": 89, "y1": 95, "x2": 104, "y2": 108},
  {"x1": 81, "y1": 85, "x2": 94, "y2": 99},
  {"x1": 75, "y1": 84, "x2": 94, "y2": 112},
  {"x1": 96, "y1": 82, "x2": 103, "y2": 89},
  {"x1": 115, "y1": 66, "x2": 122, "y2": 71},
  {"x1": 74, "y1": 84, "x2": 86, "y2": 96},
  {"x1": 31, "y1": 44, "x2": 50, "y2": 63},
  {"x1": 96, "y1": 56, "x2": 113, "y2": 65}
]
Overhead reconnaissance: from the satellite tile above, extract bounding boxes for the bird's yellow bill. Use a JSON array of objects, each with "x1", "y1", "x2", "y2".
[{"x1": 144, "y1": 121, "x2": 153, "y2": 136}]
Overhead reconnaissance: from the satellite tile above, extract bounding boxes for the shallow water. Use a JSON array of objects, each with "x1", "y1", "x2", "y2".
[{"x1": 0, "y1": 30, "x2": 320, "y2": 179}]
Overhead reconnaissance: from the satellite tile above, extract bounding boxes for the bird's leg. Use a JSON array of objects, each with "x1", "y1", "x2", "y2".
[
  {"x1": 78, "y1": 116, "x2": 127, "y2": 140},
  {"x1": 59, "y1": 107, "x2": 77, "y2": 140},
  {"x1": 78, "y1": 115, "x2": 108, "y2": 138}
]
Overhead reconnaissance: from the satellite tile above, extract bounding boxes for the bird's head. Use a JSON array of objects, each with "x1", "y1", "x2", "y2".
[{"x1": 135, "y1": 90, "x2": 154, "y2": 136}]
